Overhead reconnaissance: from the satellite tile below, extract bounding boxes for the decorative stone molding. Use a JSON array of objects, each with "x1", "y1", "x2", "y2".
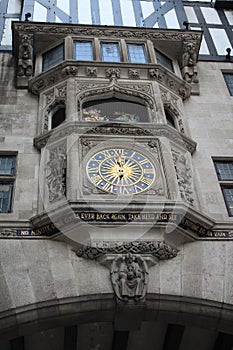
[
  {"x1": 172, "y1": 149, "x2": 195, "y2": 205},
  {"x1": 75, "y1": 240, "x2": 178, "y2": 260},
  {"x1": 34, "y1": 123, "x2": 197, "y2": 154},
  {"x1": 0, "y1": 229, "x2": 17, "y2": 236},
  {"x1": 111, "y1": 253, "x2": 148, "y2": 302},
  {"x1": 46, "y1": 143, "x2": 67, "y2": 202},
  {"x1": 13, "y1": 22, "x2": 202, "y2": 43},
  {"x1": 77, "y1": 81, "x2": 155, "y2": 110},
  {"x1": 62, "y1": 66, "x2": 78, "y2": 76}
]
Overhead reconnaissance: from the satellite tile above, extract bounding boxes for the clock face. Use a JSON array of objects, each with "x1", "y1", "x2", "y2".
[{"x1": 86, "y1": 148, "x2": 156, "y2": 195}]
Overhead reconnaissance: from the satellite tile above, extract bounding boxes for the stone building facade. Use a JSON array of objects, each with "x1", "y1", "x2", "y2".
[{"x1": 0, "y1": 1, "x2": 233, "y2": 349}]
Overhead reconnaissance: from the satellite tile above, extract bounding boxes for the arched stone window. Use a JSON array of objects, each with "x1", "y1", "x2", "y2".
[
  {"x1": 51, "y1": 105, "x2": 66, "y2": 129},
  {"x1": 82, "y1": 97, "x2": 149, "y2": 123},
  {"x1": 165, "y1": 109, "x2": 176, "y2": 129}
]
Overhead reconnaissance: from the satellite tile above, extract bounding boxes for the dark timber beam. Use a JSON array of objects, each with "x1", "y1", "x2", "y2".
[
  {"x1": 64, "y1": 325, "x2": 77, "y2": 350},
  {"x1": 162, "y1": 324, "x2": 185, "y2": 350},
  {"x1": 10, "y1": 337, "x2": 24, "y2": 350},
  {"x1": 213, "y1": 332, "x2": 233, "y2": 350},
  {"x1": 112, "y1": 331, "x2": 129, "y2": 350}
]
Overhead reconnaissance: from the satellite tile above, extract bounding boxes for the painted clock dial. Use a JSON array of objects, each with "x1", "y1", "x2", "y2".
[{"x1": 86, "y1": 148, "x2": 156, "y2": 195}]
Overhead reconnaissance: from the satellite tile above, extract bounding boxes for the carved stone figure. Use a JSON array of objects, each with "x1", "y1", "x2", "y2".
[
  {"x1": 172, "y1": 150, "x2": 195, "y2": 205},
  {"x1": 111, "y1": 253, "x2": 148, "y2": 301},
  {"x1": 17, "y1": 34, "x2": 33, "y2": 77},
  {"x1": 129, "y1": 68, "x2": 140, "y2": 79},
  {"x1": 181, "y1": 42, "x2": 198, "y2": 84},
  {"x1": 105, "y1": 68, "x2": 120, "y2": 81},
  {"x1": 46, "y1": 144, "x2": 66, "y2": 202}
]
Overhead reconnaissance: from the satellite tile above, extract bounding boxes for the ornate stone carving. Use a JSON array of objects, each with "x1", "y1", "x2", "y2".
[
  {"x1": 77, "y1": 82, "x2": 108, "y2": 93},
  {"x1": 111, "y1": 253, "x2": 148, "y2": 301},
  {"x1": 14, "y1": 23, "x2": 202, "y2": 44},
  {"x1": 32, "y1": 79, "x2": 46, "y2": 94},
  {"x1": 0, "y1": 229, "x2": 16, "y2": 236},
  {"x1": 181, "y1": 41, "x2": 198, "y2": 84},
  {"x1": 105, "y1": 67, "x2": 121, "y2": 81},
  {"x1": 56, "y1": 85, "x2": 67, "y2": 98},
  {"x1": 77, "y1": 81, "x2": 155, "y2": 110},
  {"x1": 121, "y1": 83, "x2": 152, "y2": 94},
  {"x1": 172, "y1": 150, "x2": 195, "y2": 205},
  {"x1": 75, "y1": 240, "x2": 178, "y2": 260},
  {"x1": 86, "y1": 66, "x2": 97, "y2": 77},
  {"x1": 17, "y1": 34, "x2": 33, "y2": 77},
  {"x1": 149, "y1": 68, "x2": 163, "y2": 81},
  {"x1": 86, "y1": 126, "x2": 153, "y2": 136},
  {"x1": 129, "y1": 68, "x2": 140, "y2": 79},
  {"x1": 46, "y1": 143, "x2": 66, "y2": 202},
  {"x1": 45, "y1": 89, "x2": 54, "y2": 105},
  {"x1": 62, "y1": 66, "x2": 78, "y2": 76}
]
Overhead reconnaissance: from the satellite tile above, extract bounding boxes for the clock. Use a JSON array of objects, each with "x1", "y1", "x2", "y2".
[{"x1": 86, "y1": 148, "x2": 156, "y2": 195}]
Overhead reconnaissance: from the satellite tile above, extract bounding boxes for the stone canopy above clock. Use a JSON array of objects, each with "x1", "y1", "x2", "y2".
[{"x1": 12, "y1": 21, "x2": 202, "y2": 89}]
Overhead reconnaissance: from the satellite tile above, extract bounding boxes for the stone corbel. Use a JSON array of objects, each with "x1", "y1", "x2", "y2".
[
  {"x1": 75, "y1": 240, "x2": 178, "y2": 303},
  {"x1": 16, "y1": 34, "x2": 33, "y2": 88}
]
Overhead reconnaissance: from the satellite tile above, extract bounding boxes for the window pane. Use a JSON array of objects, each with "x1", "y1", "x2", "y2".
[
  {"x1": 0, "y1": 156, "x2": 15, "y2": 176},
  {"x1": 0, "y1": 182, "x2": 13, "y2": 213},
  {"x1": 155, "y1": 48, "x2": 173, "y2": 72},
  {"x1": 209, "y1": 28, "x2": 231, "y2": 55},
  {"x1": 74, "y1": 41, "x2": 93, "y2": 61},
  {"x1": 101, "y1": 43, "x2": 120, "y2": 62},
  {"x1": 223, "y1": 73, "x2": 233, "y2": 96},
  {"x1": 42, "y1": 44, "x2": 64, "y2": 71},
  {"x1": 201, "y1": 7, "x2": 222, "y2": 24},
  {"x1": 215, "y1": 161, "x2": 233, "y2": 180},
  {"x1": 127, "y1": 44, "x2": 147, "y2": 63},
  {"x1": 222, "y1": 187, "x2": 233, "y2": 216},
  {"x1": 82, "y1": 97, "x2": 149, "y2": 122}
]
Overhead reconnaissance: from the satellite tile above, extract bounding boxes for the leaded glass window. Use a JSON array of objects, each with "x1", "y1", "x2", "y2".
[
  {"x1": 42, "y1": 44, "x2": 64, "y2": 71},
  {"x1": 127, "y1": 44, "x2": 147, "y2": 64},
  {"x1": 223, "y1": 73, "x2": 233, "y2": 96},
  {"x1": 101, "y1": 42, "x2": 120, "y2": 62},
  {"x1": 74, "y1": 41, "x2": 93, "y2": 61}
]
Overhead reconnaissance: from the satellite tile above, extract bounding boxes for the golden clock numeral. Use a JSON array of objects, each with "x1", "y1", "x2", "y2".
[
  {"x1": 141, "y1": 177, "x2": 153, "y2": 186},
  {"x1": 88, "y1": 166, "x2": 99, "y2": 174},
  {"x1": 118, "y1": 186, "x2": 131, "y2": 195},
  {"x1": 139, "y1": 158, "x2": 149, "y2": 165},
  {"x1": 144, "y1": 168, "x2": 154, "y2": 174},
  {"x1": 134, "y1": 184, "x2": 143, "y2": 193},
  {"x1": 102, "y1": 182, "x2": 114, "y2": 192},
  {"x1": 92, "y1": 175, "x2": 102, "y2": 185}
]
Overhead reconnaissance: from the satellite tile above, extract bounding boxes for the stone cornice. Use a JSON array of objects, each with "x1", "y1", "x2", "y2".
[
  {"x1": 33, "y1": 122, "x2": 197, "y2": 154},
  {"x1": 28, "y1": 60, "x2": 192, "y2": 100},
  {"x1": 12, "y1": 21, "x2": 202, "y2": 53}
]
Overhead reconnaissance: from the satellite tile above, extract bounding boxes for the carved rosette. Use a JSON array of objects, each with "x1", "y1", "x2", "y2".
[
  {"x1": 172, "y1": 149, "x2": 195, "y2": 205},
  {"x1": 111, "y1": 253, "x2": 148, "y2": 302},
  {"x1": 46, "y1": 143, "x2": 67, "y2": 202}
]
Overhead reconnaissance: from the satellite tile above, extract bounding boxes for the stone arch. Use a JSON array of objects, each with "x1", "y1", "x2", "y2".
[
  {"x1": 77, "y1": 82, "x2": 157, "y2": 122},
  {"x1": 164, "y1": 102, "x2": 185, "y2": 134}
]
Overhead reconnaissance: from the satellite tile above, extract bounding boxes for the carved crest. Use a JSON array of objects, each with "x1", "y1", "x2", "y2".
[{"x1": 111, "y1": 253, "x2": 148, "y2": 302}]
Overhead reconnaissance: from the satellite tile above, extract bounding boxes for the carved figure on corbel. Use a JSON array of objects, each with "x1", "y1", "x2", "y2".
[
  {"x1": 111, "y1": 253, "x2": 148, "y2": 302},
  {"x1": 172, "y1": 150, "x2": 195, "y2": 205},
  {"x1": 105, "y1": 67, "x2": 121, "y2": 81},
  {"x1": 129, "y1": 68, "x2": 140, "y2": 79},
  {"x1": 181, "y1": 41, "x2": 198, "y2": 84},
  {"x1": 46, "y1": 143, "x2": 66, "y2": 202},
  {"x1": 17, "y1": 34, "x2": 33, "y2": 77},
  {"x1": 86, "y1": 66, "x2": 97, "y2": 77},
  {"x1": 62, "y1": 66, "x2": 78, "y2": 76}
]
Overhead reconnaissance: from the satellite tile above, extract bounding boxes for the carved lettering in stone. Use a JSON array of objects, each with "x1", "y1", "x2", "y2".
[
  {"x1": 46, "y1": 144, "x2": 66, "y2": 202},
  {"x1": 111, "y1": 253, "x2": 148, "y2": 301},
  {"x1": 172, "y1": 150, "x2": 195, "y2": 205},
  {"x1": 17, "y1": 34, "x2": 33, "y2": 77}
]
